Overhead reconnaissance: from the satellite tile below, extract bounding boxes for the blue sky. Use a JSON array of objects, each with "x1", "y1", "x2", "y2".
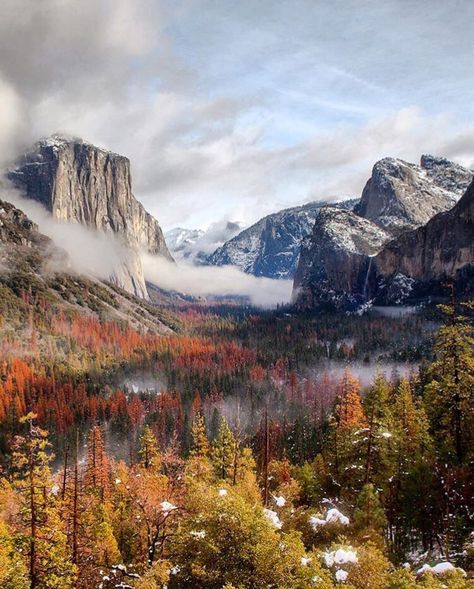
[{"x1": 1, "y1": 0, "x2": 473, "y2": 229}]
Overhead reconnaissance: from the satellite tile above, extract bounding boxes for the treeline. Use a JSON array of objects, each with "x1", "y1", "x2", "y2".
[{"x1": 0, "y1": 305, "x2": 472, "y2": 587}]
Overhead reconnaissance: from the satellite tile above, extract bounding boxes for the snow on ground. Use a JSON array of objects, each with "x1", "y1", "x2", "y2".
[
  {"x1": 310, "y1": 508, "x2": 350, "y2": 530},
  {"x1": 324, "y1": 548, "x2": 358, "y2": 567},
  {"x1": 264, "y1": 508, "x2": 283, "y2": 529},
  {"x1": 417, "y1": 562, "x2": 465, "y2": 576}
]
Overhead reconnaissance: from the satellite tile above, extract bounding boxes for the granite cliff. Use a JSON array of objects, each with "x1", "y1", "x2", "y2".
[
  {"x1": 8, "y1": 135, "x2": 172, "y2": 298},
  {"x1": 293, "y1": 156, "x2": 473, "y2": 309}
]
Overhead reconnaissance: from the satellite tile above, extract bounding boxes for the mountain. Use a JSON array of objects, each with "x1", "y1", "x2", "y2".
[
  {"x1": 8, "y1": 135, "x2": 172, "y2": 299},
  {"x1": 293, "y1": 155, "x2": 473, "y2": 310},
  {"x1": 355, "y1": 155, "x2": 472, "y2": 234},
  {"x1": 368, "y1": 177, "x2": 474, "y2": 303},
  {"x1": 207, "y1": 200, "x2": 357, "y2": 279},
  {"x1": 292, "y1": 207, "x2": 390, "y2": 309},
  {"x1": 165, "y1": 221, "x2": 242, "y2": 264},
  {"x1": 165, "y1": 228, "x2": 205, "y2": 261}
]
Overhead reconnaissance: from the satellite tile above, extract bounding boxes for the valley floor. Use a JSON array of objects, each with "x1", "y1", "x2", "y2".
[{"x1": 0, "y1": 297, "x2": 472, "y2": 588}]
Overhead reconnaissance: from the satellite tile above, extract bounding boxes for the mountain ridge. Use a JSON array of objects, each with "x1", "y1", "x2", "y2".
[
  {"x1": 207, "y1": 199, "x2": 358, "y2": 279},
  {"x1": 293, "y1": 155, "x2": 473, "y2": 309}
]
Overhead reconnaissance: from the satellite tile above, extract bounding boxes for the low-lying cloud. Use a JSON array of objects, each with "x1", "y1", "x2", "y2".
[
  {"x1": 3, "y1": 186, "x2": 292, "y2": 307},
  {"x1": 142, "y1": 254, "x2": 292, "y2": 308},
  {"x1": 4, "y1": 187, "x2": 132, "y2": 280}
]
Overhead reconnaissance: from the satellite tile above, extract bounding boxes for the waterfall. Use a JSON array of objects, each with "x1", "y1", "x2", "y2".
[{"x1": 363, "y1": 258, "x2": 373, "y2": 300}]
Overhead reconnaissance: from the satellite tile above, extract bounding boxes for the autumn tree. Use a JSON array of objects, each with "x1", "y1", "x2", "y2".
[
  {"x1": 11, "y1": 413, "x2": 75, "y2": 589},
  {"x1": 139, "y1": 425, "x2": 160, "y2": 471}
]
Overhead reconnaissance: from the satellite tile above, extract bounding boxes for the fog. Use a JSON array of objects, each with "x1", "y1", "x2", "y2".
[
  {"x1": 2, "y1": 186, "x2": 293, "y2": 307},
  {"x1": 142, "y1": 253, "x2": 293, "y2": 308},
  {"x1": 312, "y1": 360, "x2": 418, "y2": 389},
  {"x1": 4, "y1": 187, "x2": 132, "y2": 280}
]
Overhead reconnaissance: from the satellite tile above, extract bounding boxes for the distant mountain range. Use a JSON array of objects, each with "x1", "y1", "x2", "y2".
[
  {"x1": 206, "y1": 199, "x2": 358, "y2": 279},
  {"x1": 2, "y1": 134, "x2": 473, "y2": 312},
  {"x1": 165, "y1": 221, "x2": 242, "y2": 264}
]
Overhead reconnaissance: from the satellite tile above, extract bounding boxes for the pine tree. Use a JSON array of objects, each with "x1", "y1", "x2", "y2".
[
  {"x1": 387, "y1": 380, "x2": 434, "y2": 558},
  {"x1": 335, "y1": 370, "x2": 365, "y2": 429},
  {"x1": 11, "y1": 413, "x2": 75, "y2": 589},
  {"x1": 326, "y1": 371, "x2": 366, "y2": 495},
  {"x1": 424, "y1": 303, "x2": 474, "y2": 465},
  {"x1": 139, "y1": 425, "x2": 160, "y2": 470},
  {"x1": 84, "y1": 425, "x2": 110, "y2": 500},
  {"x1": 190, "y1": 413, "x2": 209, "y2": 457},
  {"x1": 353, "y1": 483, "x2": 387, "y2": 543},
  {"x1": 362, "y1": 374, "x2": 392, "y2": 486},
  {"x1": 211, "y1": 417, "x2": 236, "y2": 481}
]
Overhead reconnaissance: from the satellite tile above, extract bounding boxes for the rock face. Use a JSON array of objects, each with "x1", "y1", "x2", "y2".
[
  {"x1": 207, "y1": 200, "x2": 357, "y2": 279},
  {"x1": 356, "y1": 155, "x2": 472, "y2": 234},
  {"x1": 292, "y1": 207, "x2": 390, "y2": 309},
  {"x1": 369, "y1": 178, "x2": 474, "y2": 303},
  {"x1": 0, "y1": 199, "x2": 44, "y2": 247},
  {"x1": 293, "y1": 155, "x2": 473, "y2": 310},
  {"x1": 8, "y1": 135, "x2": 172, "y2": 298}
]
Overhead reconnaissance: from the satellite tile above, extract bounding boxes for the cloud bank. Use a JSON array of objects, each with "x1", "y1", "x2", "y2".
[
  {"x1": 4, "y1": 188, "x2": 131, "y2": 280},
  {"x1": 142, "y1": 254, "x2": 292, "y2": 308},
  {"x1": 4, "y1": 187, "x2": 290, "y2": 307},
  {"x1": 0, "y1": 0, "x2": 473, "y2": 230}
]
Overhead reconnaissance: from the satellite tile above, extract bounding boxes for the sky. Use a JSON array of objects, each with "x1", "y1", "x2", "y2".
[{"x1": 1, "y1": 0, "x2": 473, "y2": 231}]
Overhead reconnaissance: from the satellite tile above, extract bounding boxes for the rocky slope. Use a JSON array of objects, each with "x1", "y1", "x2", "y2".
[
  {"x1": 355, "y1": 155, "x2": 472, "y2": 234},
  {"x1": 0, "y1": 198, "x2": 175, "y2": 335},
  {"x1": 207, "y1": 200, "x2": 357, "y2": 279},
  {"x1": 8, "y1": 135, "x2": 172, "y2": 298},
  {"x1": 369, "y1": 177, "x2": 474, "y2": 303},
  {"x1": 293, "y1": 155, "x2": 473, "y2": 310},
  {"x1": 292, "y1": 207, "x2": 390, "y2": 309}
]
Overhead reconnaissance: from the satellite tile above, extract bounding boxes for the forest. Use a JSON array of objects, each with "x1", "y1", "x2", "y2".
[{"x1": 0, "y1": 287, "x2": 472, "y2": 588}]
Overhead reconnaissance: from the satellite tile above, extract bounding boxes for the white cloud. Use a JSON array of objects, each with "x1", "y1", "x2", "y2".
[
  {"x1": 142, "y1": 254, "x2": 292, "y2": 308},
  {"x1": 0, "y1": 0, "x2": 473, "y2": 230}
]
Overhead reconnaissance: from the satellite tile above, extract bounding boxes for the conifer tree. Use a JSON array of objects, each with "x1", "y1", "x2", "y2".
[
  {"x1": 326, "y1": 371, "x2": 366, "y2": 494},
  {"x1": 84, "y1": 425, "x2": 110, "y2": 500},
  {"x1": 11, "y1": 413, "x2": 75, "y2": 589},
  {"x1": 211, "y1": 417, "x2": 236, "y2": 481},
  {"x1": 354, "y1": 483, "x2": 387, "y2": 542},
  {"x1": 362, "y1": 374, "x2": 392, "y2": 486},
  {"x1": 424, "y1": 303, "x2": 474, "y2": 465},
  {"x1": 139, "y1": 425, "x2": 160, "y2": 470},
  {"x1": 190, "y1": 413, "x2": 209, "y2": 457}
]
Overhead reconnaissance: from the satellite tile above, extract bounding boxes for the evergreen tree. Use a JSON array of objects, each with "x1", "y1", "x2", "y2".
[
  {"x1": 424, "y1": 304, "x2": 474, "y2": 465},
  {"x1": 362, "y1": 374, "x2": 392, "y2": 486},
  {"x1": 211, "y1": 418, "x2": 236, "y2": 481},
  {"x1": 190, "y1": 413, "x2": 210, "y2": 457},
  {"x1": 353, "y1": 483, "x2": 387, "y2": 543},
  {"x1": 84, "y1": 425, "x2": 110, "y2": 500},
  {"x1": 139, "y1": 425, "x2": 160, "y2": 470},
  {"x1": 11, "y1": 413, "x2": 75, "y2": 589}
]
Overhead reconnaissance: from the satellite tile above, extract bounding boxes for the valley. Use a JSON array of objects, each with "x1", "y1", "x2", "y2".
[{"x1": 0, "y1": 137, "x2": 471, "y2": 588}]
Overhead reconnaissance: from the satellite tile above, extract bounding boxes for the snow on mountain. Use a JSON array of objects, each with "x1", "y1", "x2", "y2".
[
  {"x1": 356, "y1": 154, "x2": 472, "y2": 234},
  {"x1": 165, "y1": 228, "x2": 205, "y2": 261},
  {"x1": 207, "y1": 199, "x2": 358, "y2": 279},
  {"x1": 165, "y1": 221, "x2": 242, "y2": 264},
  {"x1": 293, "y1": 155, "x2": 474, "y2": 310},
  {"x1": 292, "y1": 206, "x2": 391, "y2": 309}
]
